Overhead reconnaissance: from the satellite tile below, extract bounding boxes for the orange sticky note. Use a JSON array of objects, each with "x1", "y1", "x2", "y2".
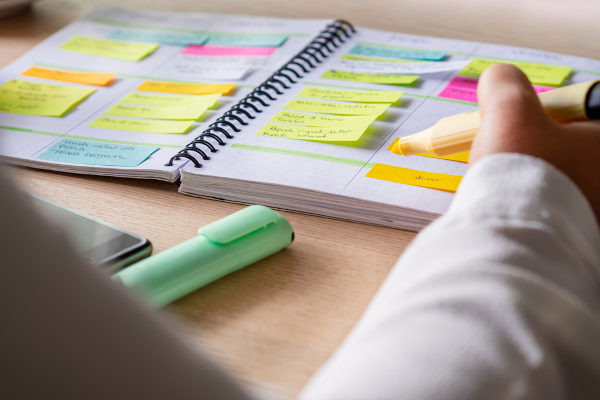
[
  {"x1": 366, "y1": 163, "x2": 462, "y2": 192},
  {"x1": 137, "y1": 81, "x2": 235, "y2": 96},
  {"x1": 22, "y1": 66, "x2": 115, "y2": 86},
  {"x1": 386, "y1": 138, "x2": 470, "y2": 163}
]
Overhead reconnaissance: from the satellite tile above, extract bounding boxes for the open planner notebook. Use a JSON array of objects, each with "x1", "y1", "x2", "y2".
[{"x1": 1, "y1": 8, "x2": 599, "y2": 230}]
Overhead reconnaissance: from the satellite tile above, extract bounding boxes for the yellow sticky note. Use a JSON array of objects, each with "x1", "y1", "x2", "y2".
[
  {"x1": 460, "y1": 59, "x2": 571, "y2": 86},
  {"x1": 257, "y1": 123, "x2": 367, "y2": 141},
  {"x1": 21, "y1": 66, "x2": 115, "y2": 86},
  {"x1": 341, "y1": 54, "x2": 417, "y2": 63},
  {"x1": 105, "y1": 104, "x2": 207, "y2": 120},
  {"x1": 89, "y1": 116, "x2": 193, "y2": 134},
  {"x1": 386, "y1": 138, "x2": 470, "y2": 163},
  {"x1": 269, "y1": 111, "x2": 376, "y2": 128},
  {"x1": 321, "y1": 70, "x2": 419, "y2": 85},
  {"x1": 121, "y1": 92, "x2": 220, "y2": 108},
  {"x1": 366, "y1": 163, "x2": 462, "y2": 192},
  {"x1": 284, "y1": 98, "x2": 389, "y2": 116},
  {"x1": 0, "y1": 79, "x2": 95, "y2": 117},
  {"x1": 137, "y1": 81, "x2": 235, "y2": 96},
  {"x1": 298, "y1": 87, "x2": 403, "y2": 103},
  {"x1": 60, "y1": 36, "x2": 159, "y2": 61}
]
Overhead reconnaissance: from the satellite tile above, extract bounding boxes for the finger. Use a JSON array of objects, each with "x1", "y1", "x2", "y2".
[{"x1": 477, "y1": 64, "x2": 550, "y2": 132}]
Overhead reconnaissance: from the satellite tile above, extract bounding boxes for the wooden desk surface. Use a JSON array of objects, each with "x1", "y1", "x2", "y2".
[{"x1": 2, "y1": 1, "x2": 598, "y2": 397}]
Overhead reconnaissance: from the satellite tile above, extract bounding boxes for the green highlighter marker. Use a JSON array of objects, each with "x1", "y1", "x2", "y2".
[{"x1": 113, "y1": 205, "x2": 294, "y2": 308}]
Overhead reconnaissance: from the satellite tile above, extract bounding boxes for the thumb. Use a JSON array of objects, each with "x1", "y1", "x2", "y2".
[{"x1": 470, "y1": 64, "x2": 555, "y2": 164}]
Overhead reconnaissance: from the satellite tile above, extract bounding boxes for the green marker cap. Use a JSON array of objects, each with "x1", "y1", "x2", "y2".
[{"x1": 114, "y1": 205, "x2": 293, "y2": 308}]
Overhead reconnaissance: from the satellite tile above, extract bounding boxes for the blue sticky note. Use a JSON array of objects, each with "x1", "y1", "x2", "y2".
[
  {"x1": 107, "y1": 30, "x2": 209, "y2": 46},
  {"x1": 348, "y1": 44, "x2": 446, "y2": 61},
  {"x1": 206, "y1": 34, "x2": 288, "y2": 47},
  {"x1": 38, "y1": 138, "x2": 159, "y2": 167}
]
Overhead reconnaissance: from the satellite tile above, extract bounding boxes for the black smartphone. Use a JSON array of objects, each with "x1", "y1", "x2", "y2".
[{"x1": 29, "y1": 193, "x2": 152, "y2": 271}]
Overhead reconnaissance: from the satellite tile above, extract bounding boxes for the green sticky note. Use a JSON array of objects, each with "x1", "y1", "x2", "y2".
[
  {"x1": 298, "y1": 87, "x2": 403, "y2": 103},
  {"x1": 269, "y1": 111, "x2": 376, "y2": 128},
  {"x1": 257, "y1": 123, "x2": 367, "y2": 141},
  {"x1": 105, "y1": 104, "x2": 207, "y2": 120},
  {"x1": 341, "y1": 54, "x2": 419, "y2": 63},
  {"x1": 0, "y1": 79, "x2": 95, "y2": 117},
  {"x1": 121, "y1": 92, "x2": 220, "y2": 108},
  {"x1": 348, "y1": 44, "x2": 446, "y2": 61},
  {"x1": 206, "y1": 34, "x2": 288, "y2": 47},
  {"x1": 284, "y1": 98, "x2": 390, "y2": 116},
  {"x1": 107, "y1": 30, "x2": 208, "y2": 46},
  {"x1": 460, "y1": 58, "x2": 571, "y2": 86},
  {"x1": 60, "y1": 36, "x2": 159, "y2": 61},
  {"x1": 37, "y1": 138, "x2": 159, "y2": 167},
  {"x1": 321, "y1": 70, "x2": 419, "y2": 85},
  {"x1": 89, "y1": 116, "x2": 193, "y2": 134}
]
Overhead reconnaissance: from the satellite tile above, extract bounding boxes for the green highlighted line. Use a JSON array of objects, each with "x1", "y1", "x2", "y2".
[
  {"x1": 231, "y1": 143, "x2": 375, "y2": 168},
  {"x1": 91, "y1": 18, "x2": 310, "y2": 37},
  {"x1": 0, "y1": 125, "x2": 181, "y2": 148}
]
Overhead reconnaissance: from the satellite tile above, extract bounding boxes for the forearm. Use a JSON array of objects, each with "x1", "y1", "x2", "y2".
[{"x1": 301, "y1": 154, "x2": 600, "y2": 400}]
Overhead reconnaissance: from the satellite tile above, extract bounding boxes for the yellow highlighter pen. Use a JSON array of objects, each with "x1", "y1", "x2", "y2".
[{"x1": 392, "y1": 80, "x2": 600, "y2": 157}]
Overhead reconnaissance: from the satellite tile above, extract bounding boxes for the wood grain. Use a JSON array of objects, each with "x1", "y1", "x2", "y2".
[{"x1": 2, "y1": 1, "x2": 597, "y2": 396}]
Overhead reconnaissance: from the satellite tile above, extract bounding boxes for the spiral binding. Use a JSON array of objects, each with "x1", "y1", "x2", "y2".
[{"x1": 166, "y1": 19, "x2": 356, "y2": 168}]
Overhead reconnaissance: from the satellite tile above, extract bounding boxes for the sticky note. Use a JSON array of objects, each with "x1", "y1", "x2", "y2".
[
  {"x1": 366, "y1": 163, "x2": 462, "y2": 192},
  {"x1": 459, "y1": 59, "x2": 571, "y2": 86},
  {"x1": 341, "y1": 54, "x2": 415, "y2": 63},
  {"x1": 105, "y1": 104, "x2": 207, "y2": 120},
  {"x1": 60, "y1": 36, "x2": 159, "y2": 61},
  {"x1": 207, "y1": 34, "x2": 288, "y2": 47},
  {"x1": 121, "y1": 92, "x2": 220, "y2": 108},
  {"x1": 349, "y1": 44, "x2": 446, "y2": 61},
  {"x1": 284, "y1": 98, "x2": 390, "y2": 115},
  {"x1": 387, "y1": 138, "x2": 470, "y2": 163},
  {"x1": 89, "y1": 116, "x2": 193, "y2": 134},
  {"x1": 269, "y1": 111, "x2": 376, "y2": 128},
  {"x1": 37, "y1": 138, "x2": 159, "y2": 167},
  {"x1": 257, "y1": 123, "x2": 368, "y2": 141},
  {"x1": 0, "y1": 79, "x2": 94, "y2": 117},
  {"x1": 321, "y1": 70, "x2": 418, "y2": 85},
  {"x1": 182, "y1": 45, "x2": 276, "y2": 57},
  {"x1": 21, "y1": 66, "x2": 115, "y2": 86},
  {"x1": 107, "y1": 30, "x2": 208, "y2": 46},
  {"x1": 298, "y1": 87, "x2": 403, "y2": 103},
  {"x1": 136, "y1": 81, "x2": 235, "y2": 95},
  {"x1": 438, "y1": 76, "x2": 555, "y2": 103}
]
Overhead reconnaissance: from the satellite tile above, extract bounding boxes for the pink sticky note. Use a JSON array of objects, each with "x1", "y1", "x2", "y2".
[
  {"x1": 182, "y1": 44, "x2": 277, "y2": 57},
  {"x1": 438, "y1": 76, "x2": 554, "y2": 103}
]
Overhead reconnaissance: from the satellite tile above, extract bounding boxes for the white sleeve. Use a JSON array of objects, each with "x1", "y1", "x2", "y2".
[{"x1": 300, "y1": 153, "x2": 600, "y2": 400}]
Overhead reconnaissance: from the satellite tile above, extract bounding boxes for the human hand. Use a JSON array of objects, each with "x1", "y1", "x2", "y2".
[{"x1": 470, "y1": 64, "x2": 600, "y2": 223}]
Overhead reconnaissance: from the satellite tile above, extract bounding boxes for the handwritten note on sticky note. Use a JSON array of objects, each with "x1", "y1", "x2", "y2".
[
  {"x1": 121, "y1": 92, "x2": 220, "y2": 108},
  {"x1": 60, "y1": 36, "x2": 159, "y2": 61},
  {"x1": 438, "y1": 76, "x2": 554, "y2": 103},
  {"x1": 386, "y1": 138, "x2": 471, "y2": 163},
  {"x1": 89, "y1": 116, "x2": 193, "y2": 134},
  {"x1": 341, "y1": 54, "x2": 415, "y2": 63},
  {"x1": 284, "y1": 99, "x2": 389, "y2": 116},
  {"x1": 321, "y1": 70, "x2": 418, "y2": 85},
  {"x1": 460, "y1": 59, "x2": 571, "y2": 86},
  {"x1": 21, "y1": 66, "x2": 115, "y2": 86},
  {"x1": 105, "y1": 104, "x2": 207, "y2": 120},
  {"x1": 269, "y1": 111, "x2": 376, "y2": 128},
  {"x1": 257, "y1": 123, "x2": 367, "y2": 141},
  {"x1": 298, "y1": 87, "x2": 402, "y2": 103},
  {"x1": 182, "y1": 45, "x2": 276, "y2": 57},
  {"x1": 0, "y1": 79, "x2": 94, "y2": 117},
  {"x1": 107, "y1": 30, "x2": 208, "y2": 46},
  {"x1": 349, "y1": 44, "x2": 446, "y2": 61},
  {"x1": 137, "y1": 81, "x2": 235, "y2": 95},
  {"x1": 37, "y1": 138, "x2": 159, "y2": 167},
  {"x1": 333, "y1": 59, "x2": 469, "y2": 75},
  {"x1": 366, "y1": 163, "x2": 462, "y2": 192},
  {"x1": 207, "y1": 34, "x2": 287, "y2": 47}
]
